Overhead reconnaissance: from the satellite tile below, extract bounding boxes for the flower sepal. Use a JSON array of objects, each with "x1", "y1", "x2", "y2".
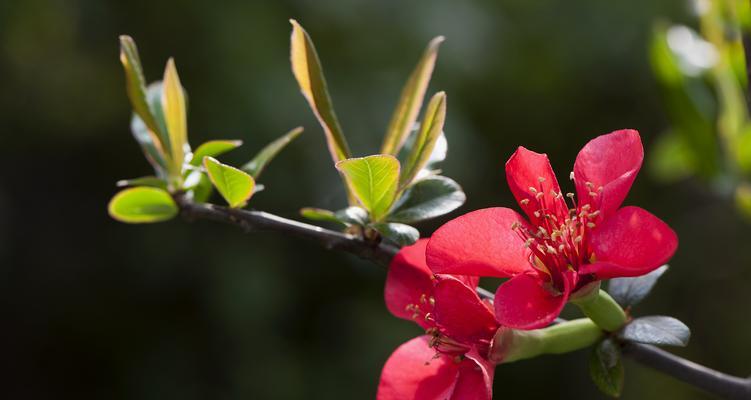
[
  {"x1": 489, "y1": 319, "x2": 603, "y2": 364},
  {"x1": 571, "y1": 288, "x2": 628, "y2": 332}
]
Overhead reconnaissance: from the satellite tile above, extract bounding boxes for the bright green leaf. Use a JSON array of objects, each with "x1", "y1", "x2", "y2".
[
  {"x1": 289, "y1": 20, "x2": 351, "y2": 163},
  {"x1": 108, "y1": 186, "x2": 178, "y2": 224},
  {"x1": 589, "y1": 338, "x2": 624, "y2": 398},
  {"x1": 336, "y1": 155, "x2": 400, "y2": 222},
  {"x1": 190, "y1": 140, "x2": 242, "y2": 166},
  {"x1": 399, "y1": 92, "x2": 447, "y2": 188},
  {"x1": 242, "y1": 126, "x2": 304, "y2": 178},
  {"x1": 162, "y1": 58, "x2": 188, "y2": 175},
  {"x1": 389, "y1": 176, "x2": 465, "y2": 223},
  {"x1": 381, "y1": 36, "x2": 444, "y2": 155},
  {"x1": 203, "y1": 156, "x2": 255, "y2": 208},
  {"x1": 373, "y1": 222, "x2": 419, "y2": 246},
  {"x1": 116, "y1": 176, "x2": 167, "y2": 189}
]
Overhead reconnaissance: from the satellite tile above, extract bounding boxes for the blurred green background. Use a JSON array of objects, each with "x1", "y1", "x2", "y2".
[{"x1": 1, "y1": 0, "x2": 749, "y2": 399}]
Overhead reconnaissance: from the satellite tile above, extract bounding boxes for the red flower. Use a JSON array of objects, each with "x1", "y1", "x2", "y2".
[
  {"x1": 378, "y1": 239, "x2": 497, "y2": 400},
  {"x1": 425, "y1": 130, "x2": 678, "y2": 329}
]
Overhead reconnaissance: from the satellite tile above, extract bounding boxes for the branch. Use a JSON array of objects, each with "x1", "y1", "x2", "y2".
[
  {"x1": 176, "y1": 198, "x2": 750, "y2": 400},
  {"x1": 622, "y1": 342, "x2": 751, "y2": 400},
  {"x1": 176, "y1": 197, "x2": 398, "y2": 266}
]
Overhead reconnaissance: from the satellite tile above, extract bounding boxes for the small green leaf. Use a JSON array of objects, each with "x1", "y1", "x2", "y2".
[
  {"x1": 389, "y1": 176, "x2": 465, "y2": 223},
  {"x1": 162, "y1": 58, "x2": 189, "y2": 175},
  {"x1": 373, "y1": 222, "x2": 419, "y2": 246},
  {"x1": 289, "y1": 20, "x2": 351, "y2": 164},
  {"x1": 108, "y1": 187, "x2": 178, "y2": 224},
  {"x1": 618, "y1": 316, "x2": 690, "y2": 347},
  {"x1": 300, "y1": 207, "x2": 345, "y2": 225},
  {"x1": 381, "y1": 36, "x2": 444, "y2": 155},
  {"x1": 336, "y1": 155, "x2": 400, "y2": 222},
  {"x1": 399, "y1": 92, "x2": 447, "y2": 188},
  {"x1": 242, "y1": 127, "x2": 304, "y2": 178},
  {"x1": 116, "y1": 176, "x2": 167, "y2": 189},
  {"x1": 589, "y1": 338, "x2": 624, "y2": 398},
  {"x1": 203, "y1": 156, "x2": 255, "y2": 208},
  {"x1": 609, "y1": 265, "x2": 669, "y2": 308},
  {"x1": 190, "y1": 140, "x2": 242, "y2": 166}
]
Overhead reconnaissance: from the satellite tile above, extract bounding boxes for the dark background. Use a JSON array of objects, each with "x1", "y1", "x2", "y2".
[{"x1": 2, "y1": 0, "x2": 749, "y2": 399}]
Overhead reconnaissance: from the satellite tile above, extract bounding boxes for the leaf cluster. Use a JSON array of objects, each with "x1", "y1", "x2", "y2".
[
  {"x1": 289, "y1": 21, "x2": 465, "y2": 245},
  {"x1": 109, "y1": 36, "x2": 302, "y2": 223}
]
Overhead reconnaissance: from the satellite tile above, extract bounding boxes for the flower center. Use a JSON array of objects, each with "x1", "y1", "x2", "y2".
[
  {"x1": 405, "y1": 294, "x2": 471, "y2": 359},
  {"x1": 512, "y1": 176, "x2": 604, "y2": 292}
]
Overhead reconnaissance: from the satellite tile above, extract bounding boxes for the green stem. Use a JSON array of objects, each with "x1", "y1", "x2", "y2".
[
  {"x1": 571, "y1": 289, "x2": 627, "y2": 332},
  {"x1": 491, "y1": 318, "x2": 603, "y2": 363}
]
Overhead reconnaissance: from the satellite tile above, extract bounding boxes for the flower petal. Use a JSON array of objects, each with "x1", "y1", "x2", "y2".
[
  {"x1": 494, "y1": 272, "x2": 569, "y2": 329},
  {"x1": 426, "y1": 208, "x2": 533, "y2": 278},
  {"x1": 386, "y1": 239, "x2": 477, "y2": 326},
  {"x1": 505, "y1": 146, "x2": 568, "y2": 224},
  {"x1": 377, "y1": 336, "x2": 459, "y2": 400},
  {"x1": 433, "y1": 277, "x2": 497, "y2": 343},
  {"x1": 584, "y1": 206, "x2": 678, "y2": 279},
  {"x1": 451, "y1": 353, "x2": 495, "y2": 400},
  {"x1": 574, "y1": 129, "x2": 643, "y2": 218}
]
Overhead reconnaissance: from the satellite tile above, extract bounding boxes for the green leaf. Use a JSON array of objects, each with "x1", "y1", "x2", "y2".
[
  {"x1": 116, "y1": 176, "x2": 167, "y2": 189},
  {"x1": 300, "y1": 207, "x2": 345, "y2": 225},
  {"x1": 389, "y1": 176, "x2": 465, "y2": 223},
  {"x1": 399, "y1": 92, "x2": 447, "y2": 188},
  {"x1": 242, "y1": 126, "x2": 304, "y2": 178},
  {"x1": 589, "y1": 338, "x2": 624, "y2": 398},
  {"x1": 373, "y1": 222, "x2": 419, "y2": 246},
  {"x1": 381, "y1": 36, "x2": 444, "y2": 155},
  {"x1": 398, "y1": 130, "x2": 447, "y2": 173},
  {"x1": 203, "y1": 156, "x2": 255, "y2": 208},
  {"x1": 289, "y1": 20, "x2": 351, "y2": 163},
  {"x1": 130, "y1": 110, "x2": 168, "y2": 175},
  {"x1": 162, "y1": 58, "x2": 189, "y2": 175},
  {"x1": 336, "y1": 155, "x2": 400, "y2": 222},
  {"x1": 119, "y1": 36, "x2": 165, "y2": 150},
  {"x1": 108, "y1": 187, "x2": 178, "y2": 224},
  {"x1": 334, "y1": 206, "x2": 369, "y2": 225},
  {"x1": 608, "y1": 265, "x2": 669, "y2": 308},
  {"x1": 190, "y1": 140, "x2": 242, "y2": 166},
  {"x1": 618, "y1": 316, "x2": 690, "y2": 347}
]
